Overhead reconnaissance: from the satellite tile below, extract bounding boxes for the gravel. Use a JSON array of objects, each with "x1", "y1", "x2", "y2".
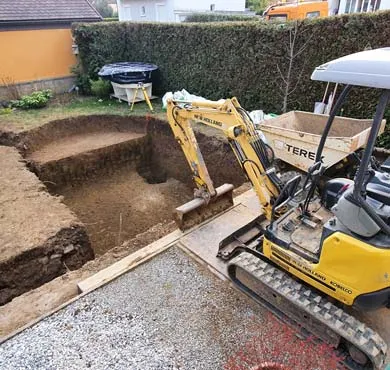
[{"x1": 0, "y1": 247, "x2": 333, "y2": 370}]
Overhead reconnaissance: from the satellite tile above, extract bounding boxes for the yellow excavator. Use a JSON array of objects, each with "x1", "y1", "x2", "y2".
[{"x1": 167, "y1": 48, "x2": 390, "y2": 369}]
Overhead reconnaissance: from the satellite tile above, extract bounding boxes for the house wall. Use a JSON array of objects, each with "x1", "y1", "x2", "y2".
[
  {"x1": 0, "y1": 28, "x2": 76, "y2": 85},
  {"x1": 117, "y1": 0, "x2": 245, "y2": 21},
  {"x1": 174, "y1": 0, "x2": 245, "y2": 12},
  {"x1": 118, "y1": 0, "x2": 176, "y2": 21}
]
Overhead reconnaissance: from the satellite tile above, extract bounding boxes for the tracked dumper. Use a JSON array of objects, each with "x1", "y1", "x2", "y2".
[{"x1": 167, "y1": 48, "x2": 390, "y2": 369}]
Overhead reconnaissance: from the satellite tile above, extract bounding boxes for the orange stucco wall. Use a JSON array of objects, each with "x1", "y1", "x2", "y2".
[{"x1": 0, "y1": 28, "x2": 76, "y2": 84}]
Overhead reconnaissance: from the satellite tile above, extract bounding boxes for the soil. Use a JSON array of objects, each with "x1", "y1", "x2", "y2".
[
  {"x1": 0, "y1": 221, "x2": 177, "y2": 340},
  {"x1": 19, "y1": 115, "x2": 245, "y2": 256},
  {"x1": 147, "y1": 117, "x2": 246, "y2": 189},
  {"x1": 28, "y1": 131, "x2": 145, "y2": 163},
  {"x1": 0, "y1": 146, "x2": 94, "y2": 305},
  {"x1": 0, "y1": 113, "x2": 249, "y2": 336},
  {"x1": 16, "y1": 115, "x2": 147, "y2": 155},
  {"x1": 58, "y1": 167, "x2": 193, "y2": 256}
]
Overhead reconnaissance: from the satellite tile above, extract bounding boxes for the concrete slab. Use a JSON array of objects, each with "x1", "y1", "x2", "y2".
[
  {"x1": 179, "y1": 203, "x2": 259, "y2": 278},
  {"x1": 179, "y1": 189, "x2": 261, "y2": 278}
]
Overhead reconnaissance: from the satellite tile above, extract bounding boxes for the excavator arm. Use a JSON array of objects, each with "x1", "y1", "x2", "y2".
[{"x1": 166, "y1": 97, "x2": 283, "y2": 228}]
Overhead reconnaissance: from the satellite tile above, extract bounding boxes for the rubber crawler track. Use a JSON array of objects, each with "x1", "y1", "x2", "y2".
[{"x1": 228, "y1": 251, "x2": 387, "y2": 370}]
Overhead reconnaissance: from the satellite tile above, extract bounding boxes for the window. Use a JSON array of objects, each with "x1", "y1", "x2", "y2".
[
  {"x1": 306, "y1": 11, "x2": 320, "y2": 18},
  {"x1": 268, "y1": 14, "x2": 287, "y2": 21},
  {"x1": 210, "y1": 4, "x2": 215, "y2": 11},
  {"x1": 140, "y1": 5, "x2": 146, "y2": 16},
  {"x1": 350, "y1": 0, "x2": 357, "y2": 12},
  {"x1": 357, "y1": 0, "x2": 380, "y2": 12},
  {"x1": 344, "y1": 0, "x2": 351, "y2": 12}
]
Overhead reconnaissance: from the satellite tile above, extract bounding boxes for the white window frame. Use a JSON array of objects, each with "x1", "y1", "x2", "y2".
[
  {"x1": 122, "y1": 4, "x2": 132, "y2": 20},
  {"x1": 140, "y1": 5, "x2": 146, "y2": 17},
  {"x1": 155, "y1": 3, "x2": 166, "y2": 21}
]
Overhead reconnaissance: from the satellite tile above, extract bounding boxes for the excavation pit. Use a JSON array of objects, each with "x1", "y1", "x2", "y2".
[
  {"x1": 21, "y1": 115, "x2": 246, "y2": 257},
  {"x1": 57, "y1": 167, "x2": 192, "y2": 255}
]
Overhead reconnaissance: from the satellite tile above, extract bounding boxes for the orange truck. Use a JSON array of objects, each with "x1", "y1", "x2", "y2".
[{"x1": 263, "y1": 1, "x2": 329, "y2": 21}]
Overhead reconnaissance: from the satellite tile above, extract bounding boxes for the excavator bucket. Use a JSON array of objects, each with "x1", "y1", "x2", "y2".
[{"x1": 175, "y1": 184, "x2": 234, "y2": 231}]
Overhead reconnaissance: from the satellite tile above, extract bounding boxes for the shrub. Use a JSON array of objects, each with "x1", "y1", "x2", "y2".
[
  {"x1": 90, "y1": 78, "x2": 112, "y2": 98},
  {"x1": 103, "y1": 17, "x2": 119, "y2": 22},
  {"x1": 184, "y1": 13, "x2": 259, "y2": 22},
  {"x1": 0, "y1": 107, "x2": 12, "y2": 115},
  {"x1": 71, "y1": 63, "x2": 92, "y2": 95},
  {"x1": 11, "y1": 90, "x2": 52, "y2": 109},
  {"x1": 0, "y1": 76, "x2": 21, "y2": 101},
  {"x1": 73, "y1": 11, "x2": 390, "y2": 147}
]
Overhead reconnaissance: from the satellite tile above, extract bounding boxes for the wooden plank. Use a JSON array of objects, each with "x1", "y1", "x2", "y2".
[{"x1": 77, "y1": 229, "x2": 182, "y2": 293}]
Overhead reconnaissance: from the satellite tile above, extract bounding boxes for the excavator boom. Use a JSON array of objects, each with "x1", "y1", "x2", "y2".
[{"x1": 167, "y1": 97, "x2": 282, "y2": 229}]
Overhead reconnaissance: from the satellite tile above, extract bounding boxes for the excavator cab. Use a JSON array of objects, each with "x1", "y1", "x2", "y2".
[{"x1": 309, "y1": 48, "x2": 390, "y2": 238}]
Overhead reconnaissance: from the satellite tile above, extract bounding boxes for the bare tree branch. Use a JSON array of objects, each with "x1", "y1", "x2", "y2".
[
  {"x1": 276, "y1": 64, "x2": 288, "y2": 86},
  {"x1": 276, "y1": 21, "x2": 313, "y2": 112}
]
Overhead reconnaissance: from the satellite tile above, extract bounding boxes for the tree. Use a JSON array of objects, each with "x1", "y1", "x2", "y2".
[
  {"x1": 276, "y1": 21, "x2": 315, "y2": 113},
  {"x1": 246, "y1": 0, "x2": 272, "y2": 13},
  {"x1": 92, "y1": 0, "x2": 114, "y2": 18}
]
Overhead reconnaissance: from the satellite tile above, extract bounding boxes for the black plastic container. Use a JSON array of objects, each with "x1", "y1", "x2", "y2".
[{"x1": 98, "y1": 62, "x2": 158, "y2": 84}]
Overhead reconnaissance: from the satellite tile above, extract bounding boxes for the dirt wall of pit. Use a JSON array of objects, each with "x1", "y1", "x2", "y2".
[
  {"x1": 21, "y1": 116, "x2": 151, "y2": 188},
  {"x1": 17, "y1": 115, "x2": 147, "y2": 156},
  {"x1": 146, "y1": 117, "x2": 246, "y2": 189},
  {"x1": 15, "y1": 115, "x2": 246, "y2": 189},
  {"x1": 0, "y1": 146, "x2": 94, "y2": 305}
]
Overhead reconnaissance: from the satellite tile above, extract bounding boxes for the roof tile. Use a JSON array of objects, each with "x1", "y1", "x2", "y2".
[{"x1": 0, "y1": 0, "x2": 102, "y2": 22}]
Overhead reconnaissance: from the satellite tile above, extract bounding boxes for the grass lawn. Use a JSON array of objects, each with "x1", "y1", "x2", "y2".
[{"x1": 0, "y1": 95, "x2": 166, "y2": 132}]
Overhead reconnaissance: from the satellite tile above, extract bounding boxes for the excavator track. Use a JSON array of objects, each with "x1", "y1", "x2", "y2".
[{"x1": 228, "y1": 251, "x2": 388, "y2": 370}]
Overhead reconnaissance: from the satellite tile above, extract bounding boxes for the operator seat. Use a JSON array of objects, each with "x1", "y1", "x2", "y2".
[
  {"x1": 366, "y1": 170, "x2": 390, "y2": 206},
  {"x1": 332, "y1": 186, "x2": 390, "y2": 238}
]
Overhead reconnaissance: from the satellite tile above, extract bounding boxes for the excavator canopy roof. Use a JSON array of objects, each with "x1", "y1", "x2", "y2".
[{"x1": 311, "y1": 48, "x2": 390, "y2": 89}]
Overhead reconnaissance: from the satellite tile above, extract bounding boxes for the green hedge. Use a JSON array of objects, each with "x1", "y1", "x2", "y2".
[
  {"x1": 103, "y1": 17, "x2": 119, "y2": 22},
  {"x1": 73, "y1": 12, "x2": 390, "y2": 145},
  {"x1": 184, "y1": 13, "x2": 260, "y2": 22}
]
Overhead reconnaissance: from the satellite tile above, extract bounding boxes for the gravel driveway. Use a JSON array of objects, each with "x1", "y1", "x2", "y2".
[{"x1": 0, "y1": 247, "x2": 335, "y2": 370}]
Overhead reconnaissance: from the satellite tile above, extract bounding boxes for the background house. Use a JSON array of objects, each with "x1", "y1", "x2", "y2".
[
  {"x1": 0, "y1": 0, "x2": 101, "y2": 99},
  {"x1": 331, "y1": 0, "x2": 390, "y2": 15},
  {"x1": 117, "y1": 0, "x2": 246, "y2": 22}
]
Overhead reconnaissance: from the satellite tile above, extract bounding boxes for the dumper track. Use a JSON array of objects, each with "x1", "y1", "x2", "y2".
[{"x1": 228, "y1": 251, "x2": 387, "y2": 370}]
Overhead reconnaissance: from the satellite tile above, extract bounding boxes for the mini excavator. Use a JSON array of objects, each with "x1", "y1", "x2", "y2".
[{"x1": 167, "y1": 48, "x2": 390, "y2": 369}]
